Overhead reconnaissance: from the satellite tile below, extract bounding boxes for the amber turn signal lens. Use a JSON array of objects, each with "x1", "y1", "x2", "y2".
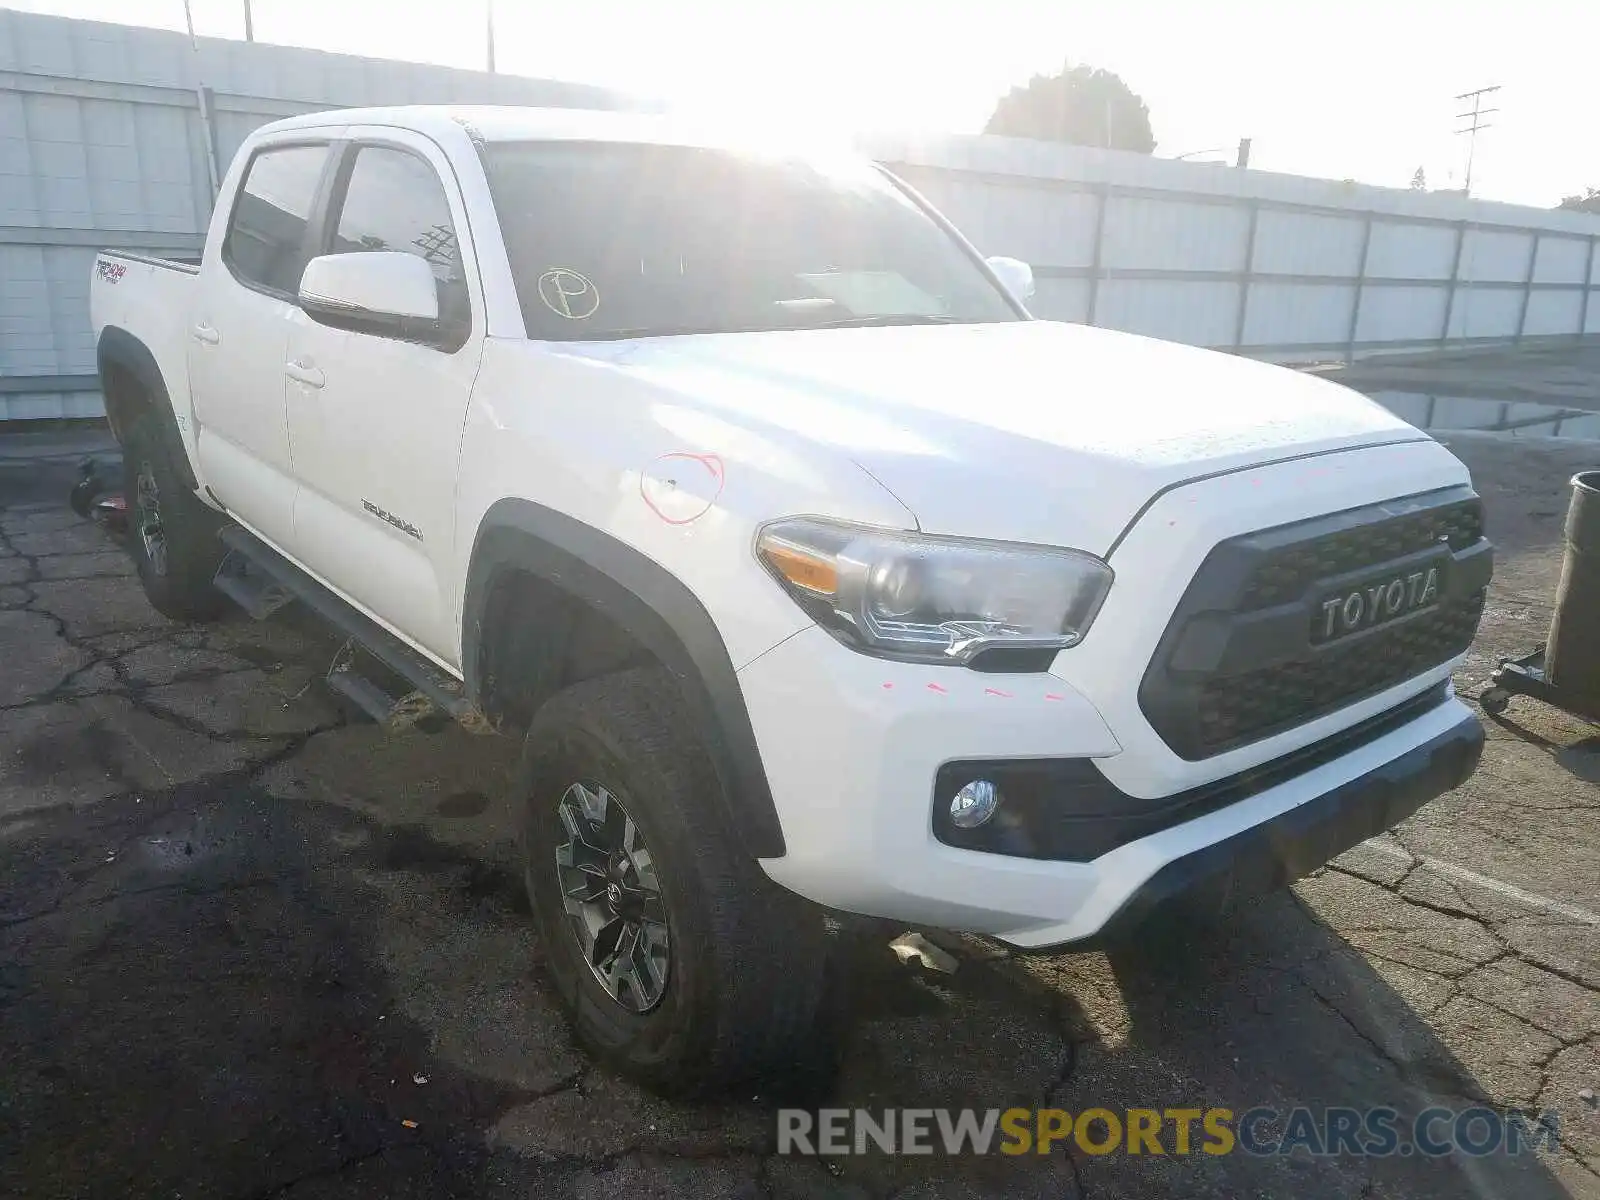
[{"x1": 759, "y1": 541, "x2": 839, "y2": 596}]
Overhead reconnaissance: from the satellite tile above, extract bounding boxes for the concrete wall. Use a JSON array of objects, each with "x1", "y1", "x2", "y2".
[
  {"x1": 864, "y1": 132, "x2": 1600, "y2": 363},
  {"x1": 6, "y1": 9, "x2": 1600, "y2": 420},
  {"x1": 0, "y1": 8, "x2": 635, "y2": 420}
]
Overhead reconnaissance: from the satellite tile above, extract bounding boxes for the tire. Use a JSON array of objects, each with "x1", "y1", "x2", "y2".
[
  {"x1": 122, "y1": 412, "x2": 227, "y2": 621},
  {"x1": 515, "y1": 666, "x2": 828, "y2": 1096}
]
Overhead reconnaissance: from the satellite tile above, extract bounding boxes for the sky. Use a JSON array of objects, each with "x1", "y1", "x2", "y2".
[{"x1": 11, "y1": 0, "x2": 1600, "y2": 210}]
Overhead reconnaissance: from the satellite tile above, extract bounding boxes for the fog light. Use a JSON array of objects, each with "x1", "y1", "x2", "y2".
[{"x1": 949, "y1": 779, "x2": 1001, "y2": 829}]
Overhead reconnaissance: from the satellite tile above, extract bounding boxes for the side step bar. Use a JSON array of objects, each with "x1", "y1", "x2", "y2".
[
  {"x1": 214, "y1": 524, "x2": 475, "y2": 725},
  {"x1": 214, "y1": 549, "x2": 295, "y2": 619},
  {"x1": 324, "y1": 657, "x2": 405, "y2": 724}
]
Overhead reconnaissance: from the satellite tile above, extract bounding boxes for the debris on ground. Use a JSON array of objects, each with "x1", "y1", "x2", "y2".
[{"x1": 889, "y1": 931, "x2": 959, "y2": 974}]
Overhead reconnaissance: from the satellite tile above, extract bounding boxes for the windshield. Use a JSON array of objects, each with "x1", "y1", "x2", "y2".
[{"x1": 481, "y1": 141, "x2": 1022, "y2": 340}]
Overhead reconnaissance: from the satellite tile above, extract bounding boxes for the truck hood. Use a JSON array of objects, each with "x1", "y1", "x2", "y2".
[{"x1": 557, "y1": 320, "x2": 1423, "y2": 554}]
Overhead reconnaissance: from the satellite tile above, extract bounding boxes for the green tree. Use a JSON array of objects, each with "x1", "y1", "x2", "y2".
[
  {"x1": 984, "y1": 64, "x2": 1155, "y2": 154},
  {"x1": 1557, "y1": 187, "x2": 1600, "y2": 214}
]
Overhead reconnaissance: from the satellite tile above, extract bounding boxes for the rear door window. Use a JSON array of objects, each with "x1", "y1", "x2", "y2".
[{"x1": 223, "y1": 144, "x2": 330, "y2": 295}]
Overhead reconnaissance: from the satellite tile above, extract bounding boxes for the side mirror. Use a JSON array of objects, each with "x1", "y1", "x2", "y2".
[
  {"x1": 986, "y1": 255, "x2": 1035, "y2": 304},
  {"x1": 298, "y1": 252, "x2": 443, "y2": 342}
]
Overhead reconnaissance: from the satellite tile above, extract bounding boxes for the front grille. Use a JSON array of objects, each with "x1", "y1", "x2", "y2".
[
  {"x1": 1195, "y1": 594, "x2": 1484, "y2": 752},
  {"x1": 1140, "y1": 486, "x2": 1492, "y2": 760},
  {"x1": 1242, "y1": 498, "x2": 1483, "y2": 609}
]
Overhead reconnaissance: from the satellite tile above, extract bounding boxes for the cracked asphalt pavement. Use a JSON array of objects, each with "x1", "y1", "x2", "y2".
[{"x1": 1, "y1": 430, "x2": 1599, "y2": 1198}]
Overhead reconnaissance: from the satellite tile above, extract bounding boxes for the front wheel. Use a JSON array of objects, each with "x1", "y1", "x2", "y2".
[
  {"x1": 122, "y1": 412, "x2": 226, "y2": 621},
  {"x1": 515, "y1": 666, "x2": 827, "y2": 1096}
]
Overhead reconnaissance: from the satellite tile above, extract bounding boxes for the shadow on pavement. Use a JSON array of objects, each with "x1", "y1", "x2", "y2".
[{"x1": 0, "y1": 439, "x2": 1589, "y2": 1198}]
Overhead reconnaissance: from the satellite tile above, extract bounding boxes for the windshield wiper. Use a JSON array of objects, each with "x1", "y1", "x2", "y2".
[
  {"x1": 551, "y1": 314, "x2": 967, "y2": 342},
  {"x1": 558, "y1": 324, "x2": 733, "y2": 341},
  {"x1": 804, "y1": 314, "x2": 965, "y2": 329}
]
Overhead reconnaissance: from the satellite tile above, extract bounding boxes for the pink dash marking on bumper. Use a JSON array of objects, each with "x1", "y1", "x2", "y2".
[
  {"x1": 926, "y1": 682, "x2": 948, "y2": 695},
  {"x1": 984, "y1": 687, "x2": 1013, "y2": 698},
  {"x1": 1044, "y1": 693, "x2": 1066, "y2": 702}
]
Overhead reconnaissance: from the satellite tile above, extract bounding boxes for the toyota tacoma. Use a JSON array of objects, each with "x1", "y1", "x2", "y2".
[{"x1": 90, "y1": 106, "x2": 1491, "y2": 1093}]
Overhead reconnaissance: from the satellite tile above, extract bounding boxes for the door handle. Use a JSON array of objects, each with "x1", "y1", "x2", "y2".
[
  {"x1": 284, "y1": 359, "x2": 325, "y2": 389},
  {"x1": 191, "y1": 323, "x2": 220, "y2": 345}
]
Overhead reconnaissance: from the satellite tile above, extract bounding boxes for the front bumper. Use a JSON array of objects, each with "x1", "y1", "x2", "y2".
[
  {"x1": 1047, "y1": 707, "x2": 1482, "y2": 948},
  {"x1": 739, "y1": 624, "x2": 1480, "y2": 946}
]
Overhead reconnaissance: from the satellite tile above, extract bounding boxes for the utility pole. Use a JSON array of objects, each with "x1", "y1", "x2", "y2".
[
  {"x1": 179, "y1": 2, "x2": 221, "y2": 197},
  {"x1": 243, "y1": 0, "x2": 254, "y2": 42},
  {"x1": 1455, "y1": 85, "x2": 1499, "y2": 197},
  {"x1": 486, "y1": 0, "x2": 496, "y2": 73}
]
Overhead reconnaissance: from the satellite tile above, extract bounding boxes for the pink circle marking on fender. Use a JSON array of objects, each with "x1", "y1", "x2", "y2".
[{"x1": 640, "y1": 452, "x2": 726, "y2": 525}]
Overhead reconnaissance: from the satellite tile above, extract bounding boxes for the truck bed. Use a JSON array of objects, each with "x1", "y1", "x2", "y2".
[{"x1": 90, "y1": 249, "x2": 201, "y2": 444}]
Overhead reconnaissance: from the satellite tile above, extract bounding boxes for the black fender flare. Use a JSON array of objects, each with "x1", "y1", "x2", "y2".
[
  {"x1": 96, "y1": 326, "x2": 198, "y2": 491},
  {"x1": 463, "y1": 498, "x2": 786, "y2": 859}
]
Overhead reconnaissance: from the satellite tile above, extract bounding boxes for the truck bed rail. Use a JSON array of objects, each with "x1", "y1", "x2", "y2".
[{"x1": 99, "y1": 250, "x2": 200, "y2": 275}]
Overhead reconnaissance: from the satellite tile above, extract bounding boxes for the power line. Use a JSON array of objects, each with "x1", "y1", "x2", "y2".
[
  {"x1": 182, "y1": 1, "x2": 254, "y2": 44},
  {"x1": 1455, "y1": 84, "x2": 1500, "y2": 197},
  {"x1": 1170, "y1": 139, "x2": 1252, "y2": 167}
]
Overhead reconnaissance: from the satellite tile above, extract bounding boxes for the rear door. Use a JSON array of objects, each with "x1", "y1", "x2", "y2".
[
  {"x1": 189, "y1": 138, "x2": 335, "y2": 549},
  {"x1": 283, "y1": 129, "x2": 484, "y2": 665}
]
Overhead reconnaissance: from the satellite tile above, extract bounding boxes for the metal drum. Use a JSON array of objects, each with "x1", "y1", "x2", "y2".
[{"x1": 1545, "y1": 471, "x2": 1600, "y2": 700}]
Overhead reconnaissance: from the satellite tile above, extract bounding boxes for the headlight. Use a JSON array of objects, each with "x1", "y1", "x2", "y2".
[{"x1": 755, "y1": 517, "x2": 1113, "y2": 666}]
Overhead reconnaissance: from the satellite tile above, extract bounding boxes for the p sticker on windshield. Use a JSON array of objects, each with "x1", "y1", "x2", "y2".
[{"x1": 537, "y1": 268, "x2": 600, "y2": 319}]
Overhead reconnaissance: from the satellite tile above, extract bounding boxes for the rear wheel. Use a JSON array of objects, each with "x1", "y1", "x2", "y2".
[
  {"x1": 122, "y1": 413, "x2": 226, "y2": 621},
  {"x1": 515, "y1": 666, "x2": 827, "y2": 1096}
]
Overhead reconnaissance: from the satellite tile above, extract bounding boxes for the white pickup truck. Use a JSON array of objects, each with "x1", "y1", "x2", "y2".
[{"x1": 91, "y1": 105, "x2": 1491, "y2": 1093}]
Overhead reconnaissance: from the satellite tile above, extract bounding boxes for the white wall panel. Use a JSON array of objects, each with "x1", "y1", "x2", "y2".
[
  {"x1": 1534, "y1": 236, "x2": 1589, "y2": 284},
  {"x1": 1448, "y1": 287, "x2": 1522, "y2": 339},
  {"x1": 0, "y1": 389, "x2": 101, "y2": 420},
  {"x1": 1100, "y1": 197, "x2": 1249, "y2": 272},
  {"x1": 1354, "y1": 286, "x2": 1448, "y2": 343},
  {"x1": 1252, "y1": 210, "x2": 1365, "y2": 277},
  {"x1": 1522, "y1": 289, "x2": 1583, "y2": 337},
  {"x1": 1097, "y1": 279, "x2": 1240, "y2": 346},
  {"x1": 1241, "y1": 283, "x2": 1354, "y2": 347},
  {"x1": 1028, "y1": 276, "x2": 1091, "y2": 324},
  {"x1": 1365, "y1": 222, "x2": 1457, "y2": 279},
  {"x1": 1459, "y1": 228, "x2": 1535, "y2": 283}
]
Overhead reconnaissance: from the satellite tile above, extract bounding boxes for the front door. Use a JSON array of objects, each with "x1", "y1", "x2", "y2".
[
  {"x1": 284, "y1": 132, "x2": 484, "y2": 666},
  {"x1": 189, "y1": 140, "x2": 333, "y2": 550}
]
